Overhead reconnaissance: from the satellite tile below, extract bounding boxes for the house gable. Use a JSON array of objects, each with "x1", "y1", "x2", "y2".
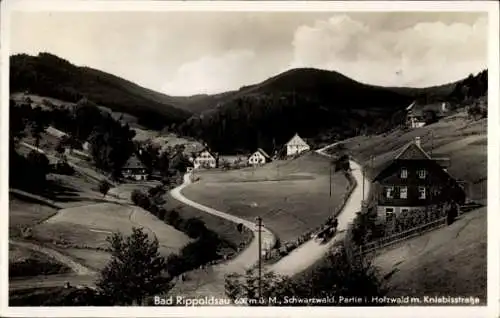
[
  {"x1": 394, "y1": 143, "x2": 431, "y2": 160},
  {"x1": 122, "y1": 154, "x2": 147, "y2": 170},
  {"x1": 196, "y1": 149, "x2": 216, "y2": 161},
  {"x1": 286, "y1": 133, "x2": 309, "y2": 148}
]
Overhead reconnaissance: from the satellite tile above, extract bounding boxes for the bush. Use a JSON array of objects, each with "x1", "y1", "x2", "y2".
[
  {"x1": 165, "y1": 209, "x2": 181, "y2": 228},
  {"x1": 165, "y1": 254, "x2": 186, "y2": 277},
  {"x1": 130, "y1": 189, "x2": 150, "y2": 209},
  {"x1": 157, "y1": 208, "x2": 167, "y2": 220},
  {"x1": 179, "y1": 232, "x2": 220, "y2": 269},
  {"x1": 225, "y1": 246, "x2": 385, "y2": 305},
  {"x1": 184, "y1": 217, "x2": 208, "y2": 239},
  {"x1": 148, "y1": 185, "x2": 166, "y2": 197},
  {"x1": 9, "y1": 259, "x2": 71, "y2": 277},
  {"x1": 53, "y1": 161, "x2": 75, "y2": 175},
  {"x1": 98, "y1": 180, "x2": 111, "y2": 197},
  {"x1": 26, "y1": 150, "x2": 51, "y2": 185}
]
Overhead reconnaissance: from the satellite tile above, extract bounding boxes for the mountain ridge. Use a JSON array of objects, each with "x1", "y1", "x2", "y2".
[{"x1": 10, "y1": 52, "x2": 487, "y2": 153}]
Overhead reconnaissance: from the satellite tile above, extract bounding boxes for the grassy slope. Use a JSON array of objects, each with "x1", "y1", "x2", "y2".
[
  {"x1": 9, "y1": 243, "x2": 72, "y2": 278},
  {"x1": 9, "y1": 194, "x2": 59, "y2": 238},
  {"x1": 181, "y1": 152, "x2": 350, "y2": 242},
  {"x1": 372, "y1": 207, "x2": 486, "y2": 303}
]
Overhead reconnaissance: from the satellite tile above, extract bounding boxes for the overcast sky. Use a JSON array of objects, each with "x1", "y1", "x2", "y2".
[{"x1": 10, "y1": 11, "x2": 488, "y2": 96}]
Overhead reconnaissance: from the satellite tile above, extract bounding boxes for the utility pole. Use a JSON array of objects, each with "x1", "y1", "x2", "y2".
[
  {"x1": 329, "y1": 164, "x2": 333, "y2": 215},
  {"x1": 429, "y1": 130, "x2": 434, "y2": 157},
  {"x1": 255, "y1": 216, "x2": 263, "y2": 299},
  {"x1": 362, "y1": 166, "x2": 365, "y2": 203}
]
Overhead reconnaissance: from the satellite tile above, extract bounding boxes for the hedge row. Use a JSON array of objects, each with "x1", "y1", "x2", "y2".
[{"x1": 130, "y1": 187, "x2": 232, "y2": 277}]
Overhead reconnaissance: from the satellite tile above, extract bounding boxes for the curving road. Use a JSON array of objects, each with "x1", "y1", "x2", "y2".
[
  {"x1": 169, "y1": 142, "x2": 370, "y2": 298},
  {"x1": 171, "y1": 174, "x2": 276, "y2": 272}
]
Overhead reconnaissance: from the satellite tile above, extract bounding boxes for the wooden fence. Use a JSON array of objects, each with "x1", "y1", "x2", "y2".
[
  {"x1": 347, "y1": 202, "x2": 483, "y2": 260},
  {"x1": 359, "y1": 216, "x2": 447, "y2": 256}
]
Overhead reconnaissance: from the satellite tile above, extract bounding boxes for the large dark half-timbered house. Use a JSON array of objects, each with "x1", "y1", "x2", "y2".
[{"x1": 373, "y1": 136, "x2": 466, "y2": 223}]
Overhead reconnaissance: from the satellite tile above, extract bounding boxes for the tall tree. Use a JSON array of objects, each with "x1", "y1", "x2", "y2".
[
  {"x1": 96, "y1": 227, "x2": 172, "y2": 305},
  {"x1": 29, "y1": 106, "x2": 48, "y2": 148}
]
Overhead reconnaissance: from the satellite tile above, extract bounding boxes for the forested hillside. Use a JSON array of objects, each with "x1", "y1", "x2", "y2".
[{"x1": 10, "y1": 53, "x2": 192, "y2": 129}]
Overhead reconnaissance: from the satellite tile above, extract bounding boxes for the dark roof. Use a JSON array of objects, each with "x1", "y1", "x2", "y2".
[
  {"x1": 394, "y1": 142, "x2": 431, "y2": 160},
  {"x1": 373, "y1": 139, "x2": 457, "y2": 183},
  {"x1": 256, "y1": 148, "x2": 271, "y2": 159},
  {"x1": 122, "y1": 154, "x2": 146, "y2": 169},
  {"x1": 407, "y1": 101, "x2": 449, "y2": 117}
]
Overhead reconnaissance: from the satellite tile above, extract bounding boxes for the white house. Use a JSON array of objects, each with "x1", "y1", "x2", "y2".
[
  {"x1": 248, "y1": 148, "x2": 272, "y2": 166},
  {"x1": 193, "y1": 149, "x2": 217, "y2": 169},
  {"x1": 285, "y1": 133, "x2": 310, "y2": 156}
]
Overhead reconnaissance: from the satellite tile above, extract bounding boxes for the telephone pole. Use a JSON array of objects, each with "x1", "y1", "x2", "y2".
[
  {"x1": 329, "y1": 164, "x2": 333, "y2": 215},
  {"x1": 255, "y1": 216, "x2": 263, "y2": 299}
]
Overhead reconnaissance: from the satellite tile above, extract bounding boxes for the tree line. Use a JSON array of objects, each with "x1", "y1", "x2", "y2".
[{"x1": 10, "y1": 96, "x2": 138, "y2": 181}]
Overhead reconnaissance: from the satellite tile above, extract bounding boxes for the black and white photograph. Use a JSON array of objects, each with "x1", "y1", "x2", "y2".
[{"x1": 1, "y1": 1, "x2": 498, "y2": 316}]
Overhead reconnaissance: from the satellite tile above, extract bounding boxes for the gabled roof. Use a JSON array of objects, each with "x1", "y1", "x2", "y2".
[
  {"x1": 405, "y1": 100, "x2": 417, "y2": 111},
  {"x1": 122, "y1": 154, "x2": 146, "y2": 169},
  {"x1": 249, "y1": 148, "x2": 271, "y2": 160},
  {"x1": 373, "y1": 138, "x2": 457, "y2": 183},
  {"x1": 394, "y1": 141, "x2": 432, "y2": 160},
  {"x1": 286, "y1": 133, "x2": 309, "y2": 147},
  {"x1": 195, "y1": 148, "x2": 217, "y2": 159}
]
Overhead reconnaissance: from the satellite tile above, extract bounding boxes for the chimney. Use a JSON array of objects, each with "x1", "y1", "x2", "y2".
[{"x1": 415, "y1": 136, "x2": 421, "y2": 147}]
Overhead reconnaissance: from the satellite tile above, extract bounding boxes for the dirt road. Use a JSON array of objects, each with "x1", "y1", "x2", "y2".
[
  {"x1": 171, "y1": 174, "x2": 276, "y2": 271},
  {"x1": 269, "y1": 159, "x2": 369, "y2": 276}
]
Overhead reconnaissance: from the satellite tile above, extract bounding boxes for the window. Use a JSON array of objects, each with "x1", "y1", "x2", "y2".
[
  {"x1": 399, "y1": 186, "x2": 408, "y2": 199},
  {"x1": 400, "y1": 168, "x2": 408, "y2": 179},
  {"x1": 418, "y1": 169, "x2": 427, "y2": 179},
  {"x1": 418, "y1": 186, "x2": 426, "y2": 199},
  {"x1": 385, "y1": 186, "x2": 394, "y2": 199}
]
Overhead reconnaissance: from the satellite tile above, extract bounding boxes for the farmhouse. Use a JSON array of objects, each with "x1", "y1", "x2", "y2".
[
  {"x1": 248, "y1": 148, "x2": 272, "y2": 166},
  {"x1": 192, "y1": 148, "x2": 218, "y2": 169},
  {"x1": 285, "y1": 133, "x2": 310, "y2": 156},
  {"x1": 406, "y1": 100, "x2": 450, "y2": 129},
  {"x1": 121, "y1": 153, "x2": 148, "y2": 181},
  {"x1": 372, "y1": 136, "x2": 465, "y2": 223}
]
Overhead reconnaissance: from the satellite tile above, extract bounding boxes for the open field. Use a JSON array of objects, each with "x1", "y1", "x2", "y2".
[
  {"x1": 334, "y1": 112, "x2": 487, "y2": 202},
  {"x1": 55, "y1": 248, "x2": 111, "y2": 272},
  {"x1": 182, "y1": 152, "x2": 350, "y2": 242},
  {"x1": 33, "y1": 202, "x2": 192, "y2": 256},
  {"x1": 9, "y1": 193, "x2": 59, "y2": 238},
  {"x1": 9, "y1": 244, "x2": 72, "y2": 278},
  {"x1": 372, "y1": 207, "x2": 486, "y2": 303}
]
